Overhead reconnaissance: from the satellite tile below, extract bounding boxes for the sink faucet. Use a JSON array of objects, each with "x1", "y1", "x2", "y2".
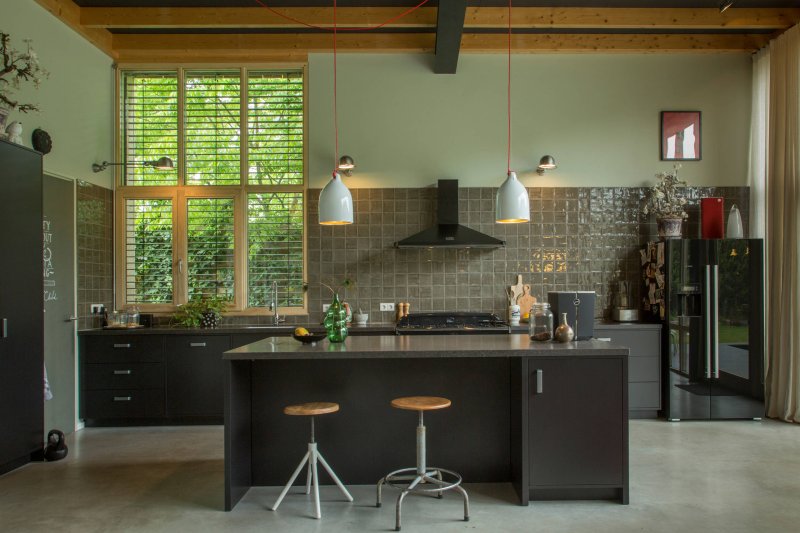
[{"x1": 269, "y1": 281, "x2": 285, "y2": 325}]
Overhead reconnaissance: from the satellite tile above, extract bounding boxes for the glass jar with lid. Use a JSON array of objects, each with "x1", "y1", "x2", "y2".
[
  {"x1": 126, "y1": 306, "x2": 140, "y2": 327},
  {"x1": 529, "y1": 302, "x2": 553, "y2": 341}
]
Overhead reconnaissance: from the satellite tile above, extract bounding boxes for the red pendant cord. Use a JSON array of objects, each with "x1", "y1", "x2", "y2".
[
  {"x1": 507, "y1": 0, "x2": 512, "y2": 175},
  {"x1": 333, "y1": 0, "x2": 339, "y2": 175},
  {"x1": 253, "y1": 0, "x2": 431, "y2": 32}
]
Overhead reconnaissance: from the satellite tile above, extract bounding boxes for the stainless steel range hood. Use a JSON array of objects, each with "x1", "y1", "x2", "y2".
[{"x1": 394, "y1": 179, "x2": 505, "y2": 249}]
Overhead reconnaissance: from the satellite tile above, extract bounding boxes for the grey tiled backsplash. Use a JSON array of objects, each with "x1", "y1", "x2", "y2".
[
  {"x1": 76, "y1": 181, "x2": 114, "y2": 330},
  {"x1": 76, "y1": 183, "x2": 749, "y2": 328},
  {"x1": 304, "y1": 186, "x2": 749, "y2": 323}
]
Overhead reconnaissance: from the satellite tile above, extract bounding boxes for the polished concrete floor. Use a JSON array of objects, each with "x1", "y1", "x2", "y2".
[{"x1": 1, "y1": 419, "x2": 799, "y2": 532}]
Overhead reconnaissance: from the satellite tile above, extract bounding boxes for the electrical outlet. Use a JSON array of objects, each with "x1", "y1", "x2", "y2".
[
  {"x1": 379, "y1": 303, "x2": 395, "y2": 312},
  {"x1": 322, "y1": 304, "x2": 331, "y2": 312},
  {"x1": 90, "y1": 304, "x2": 104, "y2": 314}
]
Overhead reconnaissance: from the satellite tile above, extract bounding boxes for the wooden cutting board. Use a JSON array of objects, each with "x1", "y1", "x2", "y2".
[
  {"x1": 510, "y1": 275, "x2": 525, "y2": 305},
  {"x1": 517, "y1": 284, "x2": 537, "y2": 315}
]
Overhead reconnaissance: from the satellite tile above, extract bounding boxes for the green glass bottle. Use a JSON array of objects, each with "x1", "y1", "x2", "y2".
[{"x1": 323, "y1": 293, "x2": 348, "y2": 343}]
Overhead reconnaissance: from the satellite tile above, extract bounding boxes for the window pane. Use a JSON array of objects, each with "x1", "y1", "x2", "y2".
[
  {"x1": 122, "y1": 72, "x2": 179, "y2": 186},
  {"x1": 248, "y1": 193, "x2": 304, "y2": 307},
  {"x1": 125, "y1": 199, "x2": 173, "y2": 303},
  {"x1": 185, "y1": 71, "x2": 241, "y2": 185},
  {"x1": 248, "y1": 72, "x2": 304, "y2": 185},
  {"x1": 187, "y1": 198, "x2": 235, "y2": 301}
]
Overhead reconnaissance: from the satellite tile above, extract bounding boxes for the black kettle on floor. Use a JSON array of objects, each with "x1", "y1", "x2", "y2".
[{"x1": 43, "y1": 429, "x2": 68, "y2": 461}]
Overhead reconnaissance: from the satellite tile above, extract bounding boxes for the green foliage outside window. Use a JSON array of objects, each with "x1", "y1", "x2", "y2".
[{"x1": 120, "y1": 69, "x2": 305, "y2": 310}]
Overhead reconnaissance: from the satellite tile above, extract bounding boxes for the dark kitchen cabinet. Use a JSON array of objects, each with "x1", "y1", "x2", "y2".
[
  {"x1": 527, "y1": 356, "x2": 628, "y2": 503},
  {"x1": 594, "y1": 324, "x2": 662, "y2": 418},
  {"x1": 81, "y1": 334, "x2": 165, "y2": 424},
  {"x1": 165, "y1": 335, "x2": 229, "y2": 419},
  {"x1": 0, "y1": 141, "x2": 44, "y2": 476},
  {"x1": 81, "y1": 331, "x2": 258, "y2": 425}
]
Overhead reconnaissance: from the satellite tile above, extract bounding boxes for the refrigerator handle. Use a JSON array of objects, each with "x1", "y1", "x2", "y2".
[
  {"x1": 713, "y1": 264, "x2": 720, "y2": 379},
  {"x1": 705, "y1": 265, "x2": 712, "y2": 379}
]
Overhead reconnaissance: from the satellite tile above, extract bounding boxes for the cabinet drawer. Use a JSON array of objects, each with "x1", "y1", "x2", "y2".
[
  {"x1": 629, "y1": 382, "x2": 660, "y2": 410},
  {"x1": 594, "y1": 328, "x2": 660, "y2": 357},
  {"x1": 84, "y1": 363, "x2": 163, "y2": 390},
  {"x1": 84, "y1": 335, "x2": 164, "y2": 363},
  {"x1": 82, "y1": 389, "x2": 164, "y2": 419},
  {"x1": 629, "y1": 356, "x2": 659, "y2": 382},
  {"x1": 164, "y1": 335, "x2": 230, "y2": 355}
]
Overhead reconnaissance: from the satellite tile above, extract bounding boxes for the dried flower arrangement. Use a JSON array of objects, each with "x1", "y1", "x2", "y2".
[{"x1": 642, "y1": 164, "x2": 689, "y2": 220}]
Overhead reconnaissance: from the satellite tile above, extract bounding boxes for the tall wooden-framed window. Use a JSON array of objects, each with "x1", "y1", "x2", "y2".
[{"x1": 115, "y1": 67, "x2": 306, "y2": 314}]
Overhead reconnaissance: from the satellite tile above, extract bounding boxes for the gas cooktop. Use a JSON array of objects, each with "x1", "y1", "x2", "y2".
[{"x1": 395, "y1": 312, "x2": 510, "y2": 334}]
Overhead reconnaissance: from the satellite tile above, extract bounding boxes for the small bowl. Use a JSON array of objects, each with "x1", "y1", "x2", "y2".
[{"x1": 292, "y1": 332, "x2": 327, "y2": 345}]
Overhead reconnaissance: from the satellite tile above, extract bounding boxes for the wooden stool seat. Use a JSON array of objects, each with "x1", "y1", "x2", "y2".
[
  {"x1": 284, "y1": 402, "x2": 339, "y2": 416},
  {"x1": 391, "y1": 396, "x2": 451, "y2": 411}
]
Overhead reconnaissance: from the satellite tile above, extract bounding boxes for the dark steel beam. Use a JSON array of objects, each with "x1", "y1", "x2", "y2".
[{"x1": 434, "y1": 0, "x2": 467, "y2": 74}]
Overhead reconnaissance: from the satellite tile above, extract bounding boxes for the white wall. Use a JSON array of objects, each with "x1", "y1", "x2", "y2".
[
  {"x1": 1, "y1": 0, "x2": 113, "y2": 187},
  {"x1": 309, "y1": 53, "x2": 752, "y2": 189}
]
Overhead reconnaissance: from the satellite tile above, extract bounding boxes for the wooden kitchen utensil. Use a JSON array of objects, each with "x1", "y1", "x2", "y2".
[
  {"x1": 510, "y1": 275, "x2": 525, "y2": 304},
  {"x1": 517, "y1": 284, "x2": 537, "y2": 316}
]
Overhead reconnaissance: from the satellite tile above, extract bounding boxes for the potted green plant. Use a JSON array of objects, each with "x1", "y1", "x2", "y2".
[
  {"x1": 172, "y1": 295, "x2": 229, "y2": 328},
  {"x1": 642, "y1": 164, "x2": 688, "y2": 239}
]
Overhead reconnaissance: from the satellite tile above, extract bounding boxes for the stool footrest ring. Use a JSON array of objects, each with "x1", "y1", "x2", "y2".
[{"x1": 384, "y1": 467, "x2": 462, "y2": 493}]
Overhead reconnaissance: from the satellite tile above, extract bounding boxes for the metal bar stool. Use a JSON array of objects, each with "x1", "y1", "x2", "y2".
[
  {"x1": 376, "y1": 396, "x2": 470, "y2": 531},
  {"x1": 271, "y1": 402, "x2": 353, "y2": 519}
]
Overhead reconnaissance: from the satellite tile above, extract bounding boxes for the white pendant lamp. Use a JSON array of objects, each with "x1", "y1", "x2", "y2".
[
  {"x1": 495, "y1": 0, "x2": 530, "y2": 224},
  {"x1": 319, "y1": 171, "x2": 353, "y2": 225},
  {"x1": 496, "y1": 171, "x2": 530, "y2": 223},
  {"x1": 317, "y1": 0, "x2": 354, "y2": 226}
]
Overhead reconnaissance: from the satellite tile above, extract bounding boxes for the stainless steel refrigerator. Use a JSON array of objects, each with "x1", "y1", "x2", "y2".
[{"x1": 642, "y1": 239, "x2": 764, "y2": 420}]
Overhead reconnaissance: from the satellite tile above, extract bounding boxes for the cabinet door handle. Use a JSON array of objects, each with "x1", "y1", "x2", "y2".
[
  {"x1": 1, "y1": 318, "x2": 7, "y2": 338},
  {"x1": 113, "y1": 343, "x2": 131, "y2": 349},
  {"x1": 113, "y1": 370, "x2": 132, "y2": 375},
  {"x1": 113, "y1": 396, "x2": 132, "y2": 402},
  {"x1": 535, "y1": 369, "x2": 543, "y2": 394},
  {"x1": 190, "y1": 342, "x2": 207, "y2": 347}
]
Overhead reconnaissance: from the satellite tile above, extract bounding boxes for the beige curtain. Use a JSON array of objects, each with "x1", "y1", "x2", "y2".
[
  {"x1": 748, "y1": 48, "x2": 769, "y2": 239},
  {"x1": 765, "y1": 24, "x2": 800, "y2": 423}
]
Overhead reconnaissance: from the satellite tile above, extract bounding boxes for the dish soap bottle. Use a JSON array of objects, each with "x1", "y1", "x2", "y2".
[{"x1": 554, "y1": 312, "x2": 575, "y2": 343}]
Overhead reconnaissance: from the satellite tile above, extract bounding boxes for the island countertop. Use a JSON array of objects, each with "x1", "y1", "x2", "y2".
[{"x1": 224, "y1": 334, "x2": 627, "y2": 360}]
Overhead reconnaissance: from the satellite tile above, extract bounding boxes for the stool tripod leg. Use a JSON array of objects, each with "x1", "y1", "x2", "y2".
[
  {"x1": 305, "y1": 460, "x2": 312, "y2": 495},
  {"x1": 271, "y1": 450, "x2": 311, "y2": 511},
  {"x1": 310, "y1": 445, "x2": 321, "y2": 519},
  {"x1": 316, "y1": 450, "x2": 354, "y2": 502}
]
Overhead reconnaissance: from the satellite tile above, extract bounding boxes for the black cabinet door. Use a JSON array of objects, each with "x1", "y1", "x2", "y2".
[
  {"x1": 0, "y1": 141, "x2": 43, "y2": 472},
  {"x1": 529, "y1": 357, "x2": 624, "y2": 487},
  {"x1": 165, "y1": 335, "x2": 229, "y2": 417}
]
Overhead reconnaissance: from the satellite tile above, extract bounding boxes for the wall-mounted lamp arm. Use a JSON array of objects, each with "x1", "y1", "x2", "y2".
[{"x1": 92, "y1": 157, "x2": 174, "y2": 173}]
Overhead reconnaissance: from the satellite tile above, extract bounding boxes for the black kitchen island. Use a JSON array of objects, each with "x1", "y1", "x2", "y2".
[{"x1": 223, "y1": 334, "x2": 628, "y2": 510}]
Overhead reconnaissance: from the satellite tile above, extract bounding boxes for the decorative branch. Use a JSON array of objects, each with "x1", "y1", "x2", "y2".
[{"x1": 0, "y1": 32, "x2": 48, "y2": 113}]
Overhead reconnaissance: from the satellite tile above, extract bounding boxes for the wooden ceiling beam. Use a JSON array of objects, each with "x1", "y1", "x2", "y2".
[
  {"x1": 463, "y1": 33, "x2": 771, "y2": 53},
  {"x1": 112, "y1": 33, "x2": 435, "y2": 62},
  {"x1": 82, "y1": 7, "x2": 436, "y2": 29},
  {"x1": 34, "y1": 0, "x2": 115, "y2": 58},
  {"x1": 465, "y1": 7, "x2": 800, "y2": 30},
  {"x1": 81, "y1": 7, "x2": 798, "y2": 31},
  {"x1": 434, "y1": 0, "x2": 467, "y2": 74},
  {"x1": 111, "y1": 31, "x2": 768, "y2": 63}
]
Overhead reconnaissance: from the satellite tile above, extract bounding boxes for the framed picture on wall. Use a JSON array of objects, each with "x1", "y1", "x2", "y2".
[{"x1": 660, "y1": 111, "x2": 701, "y2": 161}]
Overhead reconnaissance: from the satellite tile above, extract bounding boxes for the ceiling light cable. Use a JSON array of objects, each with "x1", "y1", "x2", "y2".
[
  {"x1": 252, "y1": 0, "x2": 431, "y2": 32},
  {"x1": 507, "y1": 0, "x2": 512, "y2": 174}
]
